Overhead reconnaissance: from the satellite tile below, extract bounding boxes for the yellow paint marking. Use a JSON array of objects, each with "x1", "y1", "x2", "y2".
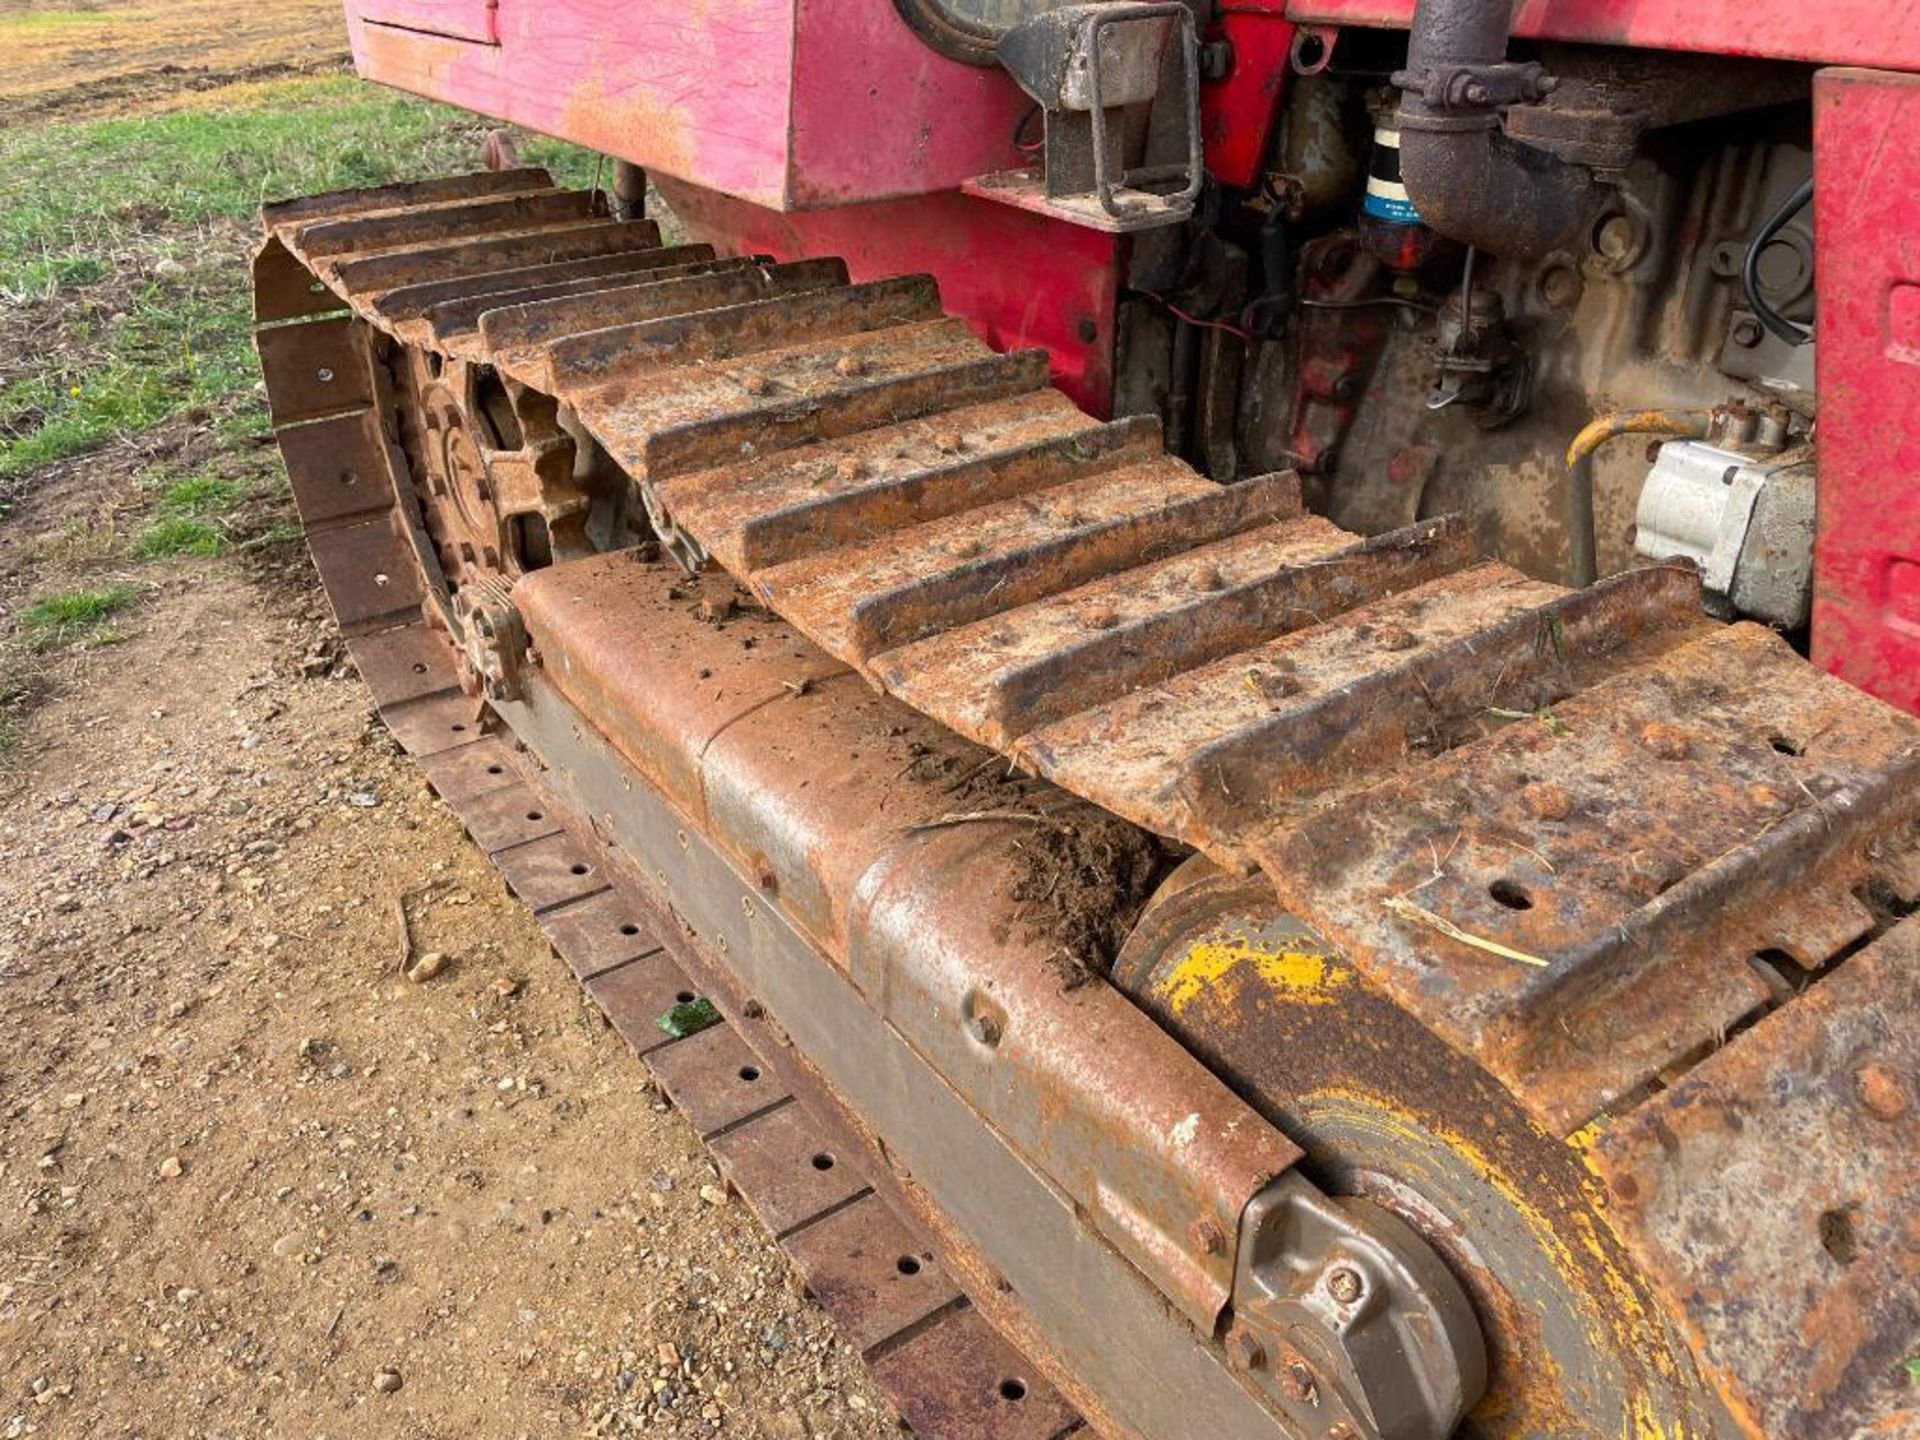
[{"x1": 1159, "y1": 936, "x2": 1350, "y2": 1015}]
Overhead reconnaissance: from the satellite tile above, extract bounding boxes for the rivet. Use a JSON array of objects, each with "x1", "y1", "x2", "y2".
[
  {"x1": 1639, "y1": 723, "x2": 1691, "y2": 760},
  {"x1": 1857, "y1": 1063, "x2": 1909, "y2": 1120},
  {"x1": 1523, "y1": 781, "x2": 1571, "y2": 821},
  {"x1": 1326, "y1": 1266, "x2": 1364, "y2": 1304}
]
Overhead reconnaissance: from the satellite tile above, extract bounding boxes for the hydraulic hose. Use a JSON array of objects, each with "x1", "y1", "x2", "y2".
[{"x1": 1564, "y1": 409, "x2": 1715, "y2": 586}]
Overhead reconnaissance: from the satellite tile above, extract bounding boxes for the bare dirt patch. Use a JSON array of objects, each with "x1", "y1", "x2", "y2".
[
  {"x1": 0, "y1": 0, "x2": 351, "y2": 122},
  {"x1": 0, "y1": 3, "x2": 901, "y2": 1437},
  {"x1": 0, "y1": 555, "x2": 899, "y2": 1440}
]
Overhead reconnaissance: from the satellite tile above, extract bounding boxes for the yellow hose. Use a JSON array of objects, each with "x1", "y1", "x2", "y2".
[
  {"x1": 1564, "y1": 408, "x2": 1715, "y2": 585},
  {"x1": 1565, "y1": 408, "x2": 1716, "y2": 469}
]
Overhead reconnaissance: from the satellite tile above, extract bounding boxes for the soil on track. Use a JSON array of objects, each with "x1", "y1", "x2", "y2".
[{"x1": 0, "y1": 7, "x2": 899, "y2": 1438}]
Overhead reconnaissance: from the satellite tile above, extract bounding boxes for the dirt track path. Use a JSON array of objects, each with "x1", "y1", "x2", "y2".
[
  {"x1": 0, "y1": 559, "x2": 893, "y2": 1438},
  {"x1": 0, "y1": 0, "x2": 349, "y2": 121},
  {"x1": 0, "y1": 6, "x2": 900, "y2": 1437}
]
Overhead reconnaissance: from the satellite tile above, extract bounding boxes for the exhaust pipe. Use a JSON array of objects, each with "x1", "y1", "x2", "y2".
[{"x1": 1391, "y1": 0, "x2": 1611, "y2": 258}]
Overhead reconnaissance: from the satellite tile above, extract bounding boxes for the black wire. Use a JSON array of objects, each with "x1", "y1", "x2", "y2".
[
  {"x1": 1298, "y1": 296, "x2": 1440, "y2": 315},
  {"x1": 1742, "y1": 177, "x2": 1814, "y2": 348},
  {"x1": 1012, "y1": 105, "x2": 1043, "y2": 155}
]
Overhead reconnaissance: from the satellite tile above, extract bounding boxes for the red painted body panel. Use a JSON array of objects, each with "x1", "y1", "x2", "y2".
[
  {"x1": 1811, "y1": 69, "x2": 1920, "y2": 713},
  {"x1": 1282, "y1": 0, "x2": 1920, "y2": 69},
  {"x1": 357, "y1": 0, "x2": 496, "y2": 43},
  {"x1": 346, "y1": 0, "x2": 1027, "y2": 209},
  {"x1": 1200, "y1": 5, "x2": 1295, "y2": 190},
  {"x1": 653, "y1": 177, "x2": 1122, "y2": 415}
]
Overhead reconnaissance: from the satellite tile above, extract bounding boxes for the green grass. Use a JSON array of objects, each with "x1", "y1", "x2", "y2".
[
  {"x1": 0, "y1": 76, "x2": 597, "y2": 478},
  {"x1": 135, "y1": 516, "x2": 227, "y2": 557},
  {"x1": 243, "y1": 519, "x2": 306, "y2": 548},
  {"x1": 0, "y1": 253, "x2": 109, "y2": 299},
  {"x1": 0, "y1": 10, "x2": 117, "y2": 35},
  {"x1": 132, "y1": 470, "x2": 250, "y2": 556},
  {"x1": 153, "y1": 471, "x2": 245, "y2": 515},
  {"x1": 19, "y1": 583, "x2": 141, "y2": 651}
]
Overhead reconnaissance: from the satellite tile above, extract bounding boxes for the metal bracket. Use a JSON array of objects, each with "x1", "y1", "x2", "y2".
[
  {"x1": 1228, "y1": 1176, "x2": 1488, "y2": 1440},
  {"x1": 967, "y1": 2, "x2": 1203, "y2": 233},
  {"x1": 1392, "y1": 57, "x2": 1557, "y2": 113},
  {"x1": 452, "y1": 574, "x2": 530, "y2": 701}
]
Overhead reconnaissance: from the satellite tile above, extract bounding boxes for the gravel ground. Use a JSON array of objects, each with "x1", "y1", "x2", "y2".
[{"x1": 0, "y1": 558, "x2": 901, "y2": 1439}]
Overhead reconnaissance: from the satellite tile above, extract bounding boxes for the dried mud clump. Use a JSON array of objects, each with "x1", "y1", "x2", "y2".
[
  {"x1": 1009, "y1": 801, "x2": 1170, "y2": 989},
  {"x1": 881, "y1": 732, "x2": 1174, "y2": 987}
]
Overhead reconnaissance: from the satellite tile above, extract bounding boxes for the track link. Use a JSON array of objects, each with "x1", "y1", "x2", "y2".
[{"x1": 256, "y1": 170, "x2": 1920, "y2": 1440}]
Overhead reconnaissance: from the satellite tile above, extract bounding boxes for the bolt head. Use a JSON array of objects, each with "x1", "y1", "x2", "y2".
[
  {"x1": 1278, "y1": 1355, "x2": 1317, "y2": 1403},
  {"x1": 1187, "y1": 1217, "x2": 1227, "y2": 1256},
  {"x1": 1541, "y1": 265, "x2": 1582, "y2": 308},
  {"x1": 1327, "y1": 1266, "x2": 1364, "y2": 1304},
  {"x1": 1595, "y1": 214, "x2": 1638, "y2": 262},
  {"x1": 1225, "y1": 1324, "x2": 1267, "y2": 1372},
  {"x1": 970, "y1": 1013, "x2": 1003, "y2": 1047},
  {"x1": 1732, "y1": 316, "x2": 1765, "y2": 348}
]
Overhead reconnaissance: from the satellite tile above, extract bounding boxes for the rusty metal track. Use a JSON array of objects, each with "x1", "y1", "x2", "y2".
[
  {"x1": 257, "y1": 171, "x2": 1920, "y2": 1440},
  {"x1": 339, "y1": 614, "x2": 1088, "y2": 1440}
]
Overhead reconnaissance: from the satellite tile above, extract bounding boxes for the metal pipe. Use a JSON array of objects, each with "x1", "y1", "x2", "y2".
[
  {"x1": 1564, "y1": 409, "x2": 1715, "y2": 586},
  {"x1": 1165, "y1": 316, "x2": 1199, "y2": 458},
  {"x1": 612, "y1": 160, "x2": 648, "y2": 222},
  {"x1": 1393, "y1": 0, "x2": 1613, "y2": 258}
]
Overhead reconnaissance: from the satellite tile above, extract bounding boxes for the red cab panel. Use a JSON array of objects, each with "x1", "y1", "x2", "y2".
[
  {"x1": 345, "y1": 0, "x2": 1028, "y2": 210},
  {"x1": 357, "y1": 0, "x2": 498, "y2": 44}
]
